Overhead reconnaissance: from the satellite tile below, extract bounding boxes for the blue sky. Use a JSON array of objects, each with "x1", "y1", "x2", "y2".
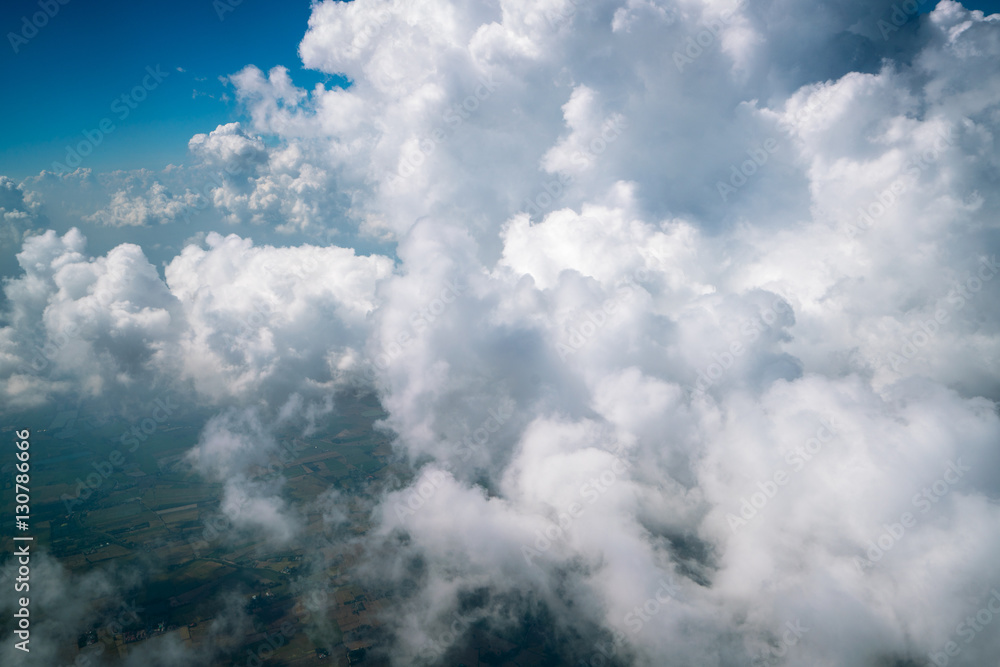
[{"x1": 0, "y1": 0, "x2": 346, "y2": 180}]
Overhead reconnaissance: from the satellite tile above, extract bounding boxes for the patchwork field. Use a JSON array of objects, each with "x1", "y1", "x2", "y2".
[{"x1": 1, "y1": 390, "x2": 395, "y2": 665}]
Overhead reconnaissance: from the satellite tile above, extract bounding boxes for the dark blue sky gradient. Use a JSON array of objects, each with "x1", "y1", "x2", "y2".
[{"x1": 0, "y1": 0, "x2": 343, "y2": 179}]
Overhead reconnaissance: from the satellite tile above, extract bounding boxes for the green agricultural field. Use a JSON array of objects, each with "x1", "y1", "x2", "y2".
[
  {"x1": 159, "y1": 506, "x2": 200, "y2": 526},
  {"x1": 85, "y1": 544, "x2": 132, "y2": 563},
  {"x1": 338, "y1": 448, "x2": 383, "y2": 474},
  {"x1": 142, "y1": 484, "x2": 219, "y2": 510},
  {"x1": 338, "y1": 448, "x2": 374, "y2": 465},
  {"x1": 286, "y1": 475, "x2": 330, "y2": 503},
  {"x1": 85, "y1": 501, "x2": 144, "y2": 524},
  {"x1": 323, "y1": 459, "x2": 351, "y2": 478},
  {"x1": 142, "y1": 559, "x2": 237, "y2": 603}
]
